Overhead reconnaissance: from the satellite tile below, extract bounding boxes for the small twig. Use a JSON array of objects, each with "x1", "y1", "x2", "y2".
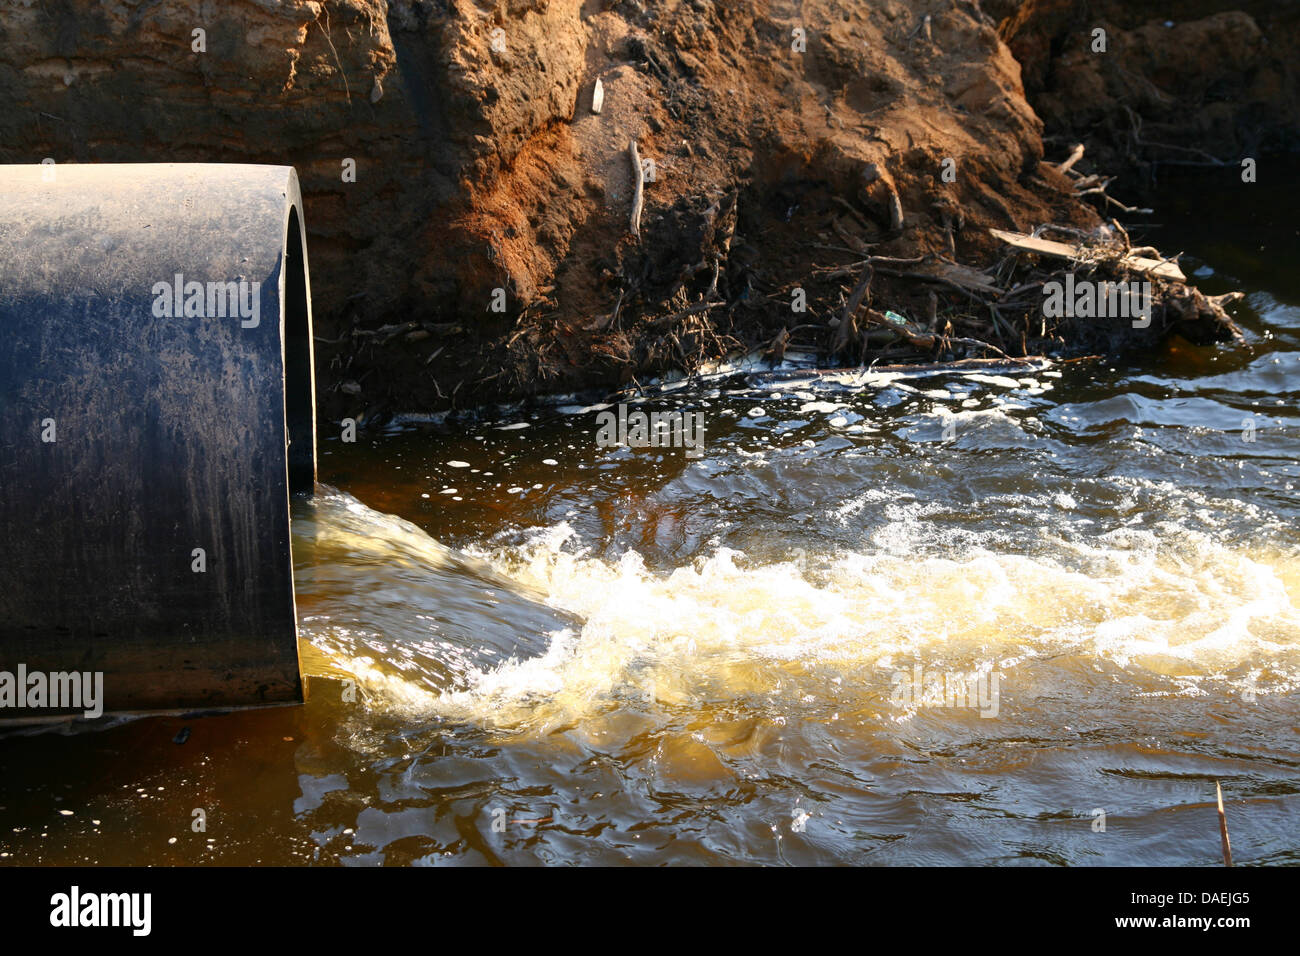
[
  {"x1": 809, "y1": 242, "x2": 877, "y2": 257},
  {"x1": 1217, "y1": 781, "x2": 1233, "y2": 867},
  {"x1": 1123, "y1": 105, "x2": 1227, "y2": 167},
  {"x1": 1109, "y1": 218, "x2": 1132, "y2": 254},
  {"x1": 948, "y1": 335, "x2": 1012, "y2": 360},
  {"x1": 351, "y1": 320, "x2": 420, "y2": 343},
  {"x1": 1099, "y1": 193, "x2": 1154, "y2": 215},
  {"x1": 629, "y1": 139, "x2": 645, "y2": 238},
  {"x1": 704, "y1": 256, "x2": 720, "y2": 299},
  {"x1": 318, "y1": 7, "x2": 352, "y2": 106},
  {"x1": 868, "y1": 309, "x2": 1013, "y2": 360},
  {"x1": 1057, "y1": 143, "x2": 1085, "y2": 174},
  {"x1": 815, "y1": 254, "x2": 926, "y2": 279},
  {"x1": 609, "y1": 287, "x2": 626, "y2": 330},
  {"x1": 988, "y1": 304, "x2": 1016, "y2": 344}
]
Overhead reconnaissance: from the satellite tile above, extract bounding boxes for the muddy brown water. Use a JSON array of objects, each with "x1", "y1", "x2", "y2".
[{"x1": 2, "y1": 166, "x2": 1298, "y2": 866}]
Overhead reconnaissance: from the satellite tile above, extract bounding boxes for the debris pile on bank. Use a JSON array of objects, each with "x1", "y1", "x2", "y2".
[{"x1": 1, "y1": 0, "x2": 1284, "y2": 418}]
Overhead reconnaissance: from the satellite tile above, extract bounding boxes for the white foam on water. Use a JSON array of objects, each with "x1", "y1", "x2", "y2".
[
  {"x1": 967, "y1": 374, "x2": 1021, "y2": 388},
  {"x1": 799, "y1": 401, "x2": 844, "y2": 414},
  {"x1": 304, "y1": 497, "x2": 1300, "y2": 732}
]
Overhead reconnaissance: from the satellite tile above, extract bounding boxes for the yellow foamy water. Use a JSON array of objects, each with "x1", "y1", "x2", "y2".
[{"x1": 299, "y1": 502, "x2": 1299, "y2": 736}]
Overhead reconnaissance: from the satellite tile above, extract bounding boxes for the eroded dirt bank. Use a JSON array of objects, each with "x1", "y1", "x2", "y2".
[{"x1": 2, "y1": 1, "x2": 1294, "y2": 422}]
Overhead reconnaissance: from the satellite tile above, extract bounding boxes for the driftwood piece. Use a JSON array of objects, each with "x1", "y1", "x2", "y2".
[
  {"x1": 629, "y1": 140, "x2": 644, "y2": 237},
  {"x1": 989, "y1": 228, "x2": 1186, "y2": 281}
]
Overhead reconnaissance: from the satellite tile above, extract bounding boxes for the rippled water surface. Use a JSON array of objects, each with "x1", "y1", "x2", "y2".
[{"x1": 2, "y1": 168, "x2": 1298, "y2": 866}]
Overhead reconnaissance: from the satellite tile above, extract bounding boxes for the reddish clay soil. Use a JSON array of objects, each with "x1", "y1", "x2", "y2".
[{"x1": 2, "y1": 1, "x2": 1294, "y2": 421}]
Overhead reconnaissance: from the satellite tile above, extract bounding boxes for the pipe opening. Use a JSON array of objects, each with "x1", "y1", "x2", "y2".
[{"x1": 284, "y1": 205, "x2": 316, "y2": 494}]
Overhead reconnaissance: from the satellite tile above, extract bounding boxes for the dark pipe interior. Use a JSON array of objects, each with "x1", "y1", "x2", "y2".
[{"x1": 284, "y1": 205, "x2": 315, "y2": 495}]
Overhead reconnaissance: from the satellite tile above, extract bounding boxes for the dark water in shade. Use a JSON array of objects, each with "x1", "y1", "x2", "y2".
[{"x1": 2, "y1": 166, "x2": 1298, "y2": 866}]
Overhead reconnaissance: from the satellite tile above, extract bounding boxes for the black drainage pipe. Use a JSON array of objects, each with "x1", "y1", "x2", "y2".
[{"x1": 0, "y1": 163, "x2": 316, "y2": 719}]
